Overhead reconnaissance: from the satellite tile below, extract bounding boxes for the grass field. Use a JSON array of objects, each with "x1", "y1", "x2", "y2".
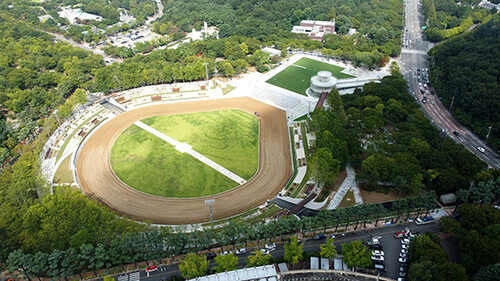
[
  {"x1": 143, "y1": 109, "x2": 259, "y2": 180},
  {"x1": 266, "y1": 57, "x2": 354, "y2": 95},
  {"x1": 110, "y1": 125, "x2": 238, "y2": 198},
  {"x1": 53, "y1": 155, "x2": 74, "y2": 184}
]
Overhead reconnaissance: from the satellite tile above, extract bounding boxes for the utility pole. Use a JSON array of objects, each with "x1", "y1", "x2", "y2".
[
  {"x1": 203, "y1": 63, "x2": 209, "y2": 81},
  {"x1": 486, "y1": 123, "x2": 493, "y2": 140},
  {"x1": 205, "y1": 199, "x2": 215, "y2": 221},
  {"x1": 449, "y1": 94, "x2": 456, "y2": 111}
]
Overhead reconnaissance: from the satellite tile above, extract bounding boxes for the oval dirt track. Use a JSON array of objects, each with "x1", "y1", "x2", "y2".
[{"x1": 76, "y1": 97, "x2": 292, "y2": 224}]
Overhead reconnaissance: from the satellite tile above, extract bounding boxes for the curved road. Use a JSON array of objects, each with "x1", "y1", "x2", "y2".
[
  {"x1": 75, "y1": 97, "x2": 292, "y2": 224},
  {"x1": 40, "y1": 0, "x2": 164, "y2": 65}
]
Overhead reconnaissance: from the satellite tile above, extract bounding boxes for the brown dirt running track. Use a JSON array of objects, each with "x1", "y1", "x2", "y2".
[{"x1": 76, "y1": 97, "x2": 292, "y2": 224}]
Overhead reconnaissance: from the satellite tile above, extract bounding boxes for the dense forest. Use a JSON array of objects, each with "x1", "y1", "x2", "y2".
[
  {"x1": 156, "y1": 0, "x2": 405, "y2": 66},
  {"x1": 0, "y1": 17, "x2": 104, "y2": 163},
  {"x1": 418, "y1": 203, "x2": 500, "y2": 280},
  {"x1": 421, "y1": 0, "x2": 492, "y2": 41},
  {"x1": 311, "y1": 74, "x2": 489, "y2": 195},
  {"x1": 428, "y1": 14, "x2": 500, "y2": 152}
]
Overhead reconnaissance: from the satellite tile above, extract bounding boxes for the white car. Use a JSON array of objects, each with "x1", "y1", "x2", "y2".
[
  {"x1": 221, "y1": 250, "x2": 233, "y2": 256},
  {"x1": 402, "y1": 244, "x2": 409, "y2": 249},
  {"x1": 477, "y1": 147, "x2": 485, "y2": 153},
  {"x1": 399, "y1": 257, "x2": 407, "y2": 263},
  {"x1": 235, "y1": 248, "x2": 246, "y2": 255},
  {"x1": 265, "y1": 243, "x2": 277, "y2": 250},
  {"x1": 261, "y1": 248, "x2": 270, "y2": 255},
  {"x1": 401, "y1": 238, "x2": 411, "y2": 245},
  {"x1": 372, "y1": 255, "x2": 384, "y2": 261},
  {"x1": 372, "y1": 250, "x2": 384, "y2": 256},
  {"x1": 399, "y1": 252, "x2": 408, "y2": 258},
  {"x1": 401, "y1": 249, "x2": 408, "y2": 254}
]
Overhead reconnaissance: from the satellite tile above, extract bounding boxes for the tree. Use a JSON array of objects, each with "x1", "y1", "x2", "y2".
[
  {"x1": 246, "y1": 250, "x2": 272, "y2": 267},
  {"x1": 310, "y1": 147, "x2": 340, "y2": 188},
  {"x1": 178, "y1": 253, "x2": 209, "y2": 279},
  {"x1": 7, "y1": 250, "x2": 32, "y2": 281},
  {"x1": 320, "y1": 237, "x2": 337, "y2": 259},
  {"x1": 326, "y1": 88, "x2": 346, "y2": 123},
  {"x1": 340, "y1": 240, "x2": 372, "y2": 269},
  {"x1": 213, "y1": 253, "x2": 238, "y2": 273},
  {"x1": 439, "y1": 217, "x2": 460, "y2": 233},
  {"x1": 284, "y1": 236, "x2": 303, "y2": 266},
  {"x1": 473, "y1": 263, "x2": 500, "y2": 281}
]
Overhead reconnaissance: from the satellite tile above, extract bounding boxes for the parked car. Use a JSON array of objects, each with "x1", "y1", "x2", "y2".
[
  {"x1": 453, "y1": 131, "x2": 459, "y2": 136},
  {"x1": 221, "y1": 250, "x2": 233, "y2": 256},
  {"x1": 415, "y1": 216, "x2": 435, "y2": 225},
  {"x1": 146, "y1": 265, "x2": 158, "y2": 272},
  {"x1": 373, "y1": 259, "x2": 385, "y2": 265},
  {"x1": 401, "y1": 249, "x2": 408, "y2": 254},
  {"x1": 235, "y1": 248, "x2": 246, "y2": 255},
  {"x1": 401, "y1": 238, "x2": 411, "y2": 245},
  {"x1": 265, "y1": 243, "x2": 277, "y2": 250},
  {"x1": 400, "y1": 266, "x2": 407, "y2": 272},
  {"x1": 399, "y1": 253, "x2": 408, "y2": 258},
  {"x1": 400, "y1": 272, "x2": 407, "y2": 277},
  {"x1": 313, "y1": 234, "x2": 326, "y2": 240},
  {"x1": 399, "y1": 258, "x2": 407, "y2": 263},
  {"x1": 394, "y1": 228, "x2": 410, "y2": 239},
  {"x1": 372, "y1": 250, "x2": 384, "y2": 256},
  {"x1": 261, "y1": 248, "x2": 270, "y2": 255},
  {"x1": 402, "y1": 244, "x2": 409, "y2": 250},
  {"x1": 371, "y1": 244, "x2": 383, "y2": 250},
  {"x1": 366, "y1": 239, "x2": 381, "y2": 245},
  {"x1": 206, "y1": 252, "x2": 217, "y2": 260},
  {"x1": 372, "y1": 255, "x2": 384, "y2": 262}
]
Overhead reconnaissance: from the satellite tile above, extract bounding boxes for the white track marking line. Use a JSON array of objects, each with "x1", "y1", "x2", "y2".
[{"x1": 133, "y1": 121, "x2": 247, "y2": 184}]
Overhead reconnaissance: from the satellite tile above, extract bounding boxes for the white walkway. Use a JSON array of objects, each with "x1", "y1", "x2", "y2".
[
  {"x1": 134, "y1": 121, "x2": 247, "y2": 184},
  {"x1": 326, "y1": 164, "x2": 363, "y2": 210}
]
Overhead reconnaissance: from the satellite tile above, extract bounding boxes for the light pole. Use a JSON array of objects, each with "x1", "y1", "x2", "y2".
[
  {"x1": 449, "y1": 93, "x2": 456, "y2": 111},
  {"x1": 486, "y1": 123, "x2": 493, "y2": 140},
  {"x1": 53, "y1": 109, "x2": 61, "y2": 126},
  {"x1": 205, "y1": 199, "x2": 215, "y2": 221},
  {"x1": 203, "y1": 63, "x2": 209, "y2": 81}
]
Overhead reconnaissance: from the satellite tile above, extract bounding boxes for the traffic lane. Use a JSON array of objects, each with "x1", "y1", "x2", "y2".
[{"x1": 136, "y1": 222, "x2": 441, "y2": 281}]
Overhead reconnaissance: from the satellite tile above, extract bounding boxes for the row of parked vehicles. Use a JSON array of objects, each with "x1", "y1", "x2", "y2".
[{"x1": 205, "y1": 242, "x2": 278, "y2": 260}]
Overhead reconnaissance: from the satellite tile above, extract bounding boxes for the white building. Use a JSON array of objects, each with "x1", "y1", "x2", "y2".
[
  {"x1": 58, "y1": 6, "x2": 103, "y2": 24},
  {"x1": 291, "y1": 20, "x2": 336, "y2": 41},
  {"x1": 308, "y1": 71, "x2": 338, "y2": 97},
  {"x1": 187, "y1": 21, "x2": 219, "y2": 41}
]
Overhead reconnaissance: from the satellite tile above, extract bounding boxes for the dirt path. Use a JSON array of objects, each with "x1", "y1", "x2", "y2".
[{"x1": 75, "y1": 97, "x2": 292, "y2": 224}]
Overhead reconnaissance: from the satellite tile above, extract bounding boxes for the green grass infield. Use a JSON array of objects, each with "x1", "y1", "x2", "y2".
[
  {"x1": 143, "y1": 109, "x2": 259, "y2": 180},
  {"x1": 110, "y1": 109, "x2": 259, "y2": 198},
  {"x1": 266, "y1": 57, "x2": 354, "y2": 95},
  {"x1": 111, "y1": 125, "x2": 238, "y2": 198}
]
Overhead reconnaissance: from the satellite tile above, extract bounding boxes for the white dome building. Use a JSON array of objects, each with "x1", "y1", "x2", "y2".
[{"x1": 307, "y1": 71, "x2": 337, "y2": 97}]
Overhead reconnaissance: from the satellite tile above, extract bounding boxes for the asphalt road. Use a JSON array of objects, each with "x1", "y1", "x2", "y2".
[
  {"x1": 399, "y1": 0, "x2": 500, "y2": 169},
  {"x1": 114, "y1": 222, "x2": 441, "y2": 281}
]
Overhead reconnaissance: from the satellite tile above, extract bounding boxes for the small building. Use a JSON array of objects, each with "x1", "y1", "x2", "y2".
[
  {"x1": 440, "y1": 193, "x2": 458, "y2": 205},
  {"x1": 262, "y1": 47, "x2": 282, "y2": 57},
  {"x1": 58, "y1": 6, "x2": 103, "y2": 24},
  {"x1": 307, "y1": 71, "x2": 338, "y2": 97},
  {"x1": 291, "y1": 20, "x2": 336, "y2": 41},
  {"x1": 310, "y1": 257, "x2": 319, "y2": 270},
  {"x1": 478, "y1": 0, "x2": 500, "y2": 10},
  {"x1": 187, "y1": 21, "x2": 219, "y2": 41}
]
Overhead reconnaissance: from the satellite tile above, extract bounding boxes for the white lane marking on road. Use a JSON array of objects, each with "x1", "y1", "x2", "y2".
[{"x1": 134, "y1": 121, "x2": 247, "y2": 184}]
